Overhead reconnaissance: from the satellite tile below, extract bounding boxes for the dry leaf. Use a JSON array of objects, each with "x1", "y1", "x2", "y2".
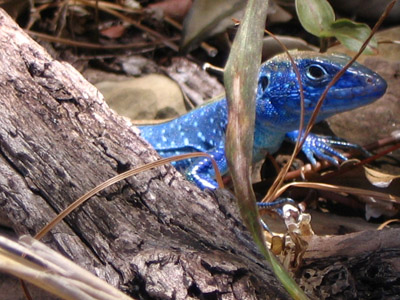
[{"x1": 364, "y1": 166, "x2": 400, "y2": 188}]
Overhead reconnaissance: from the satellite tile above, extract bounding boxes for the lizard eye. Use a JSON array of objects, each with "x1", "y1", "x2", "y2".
[
  {"x1": 306, "y1": 64, "x2": 327, "y2": 80},
  {"x1": 259, "y1": 75, "x2": 269, "y2": 91}
]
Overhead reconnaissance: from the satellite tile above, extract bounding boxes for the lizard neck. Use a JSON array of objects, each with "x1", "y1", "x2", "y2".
[{"x1": 255, "y1": 96, "x2": 302, "y2": 132}]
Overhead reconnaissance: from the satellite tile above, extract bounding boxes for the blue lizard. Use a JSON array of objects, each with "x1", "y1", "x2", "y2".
[{"x1": 138, "y1": 51, "x2": 387, "y2": 190}]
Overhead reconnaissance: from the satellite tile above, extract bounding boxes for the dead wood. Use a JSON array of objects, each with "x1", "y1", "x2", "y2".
[
  {"x1": 0, "y1": 8, "x2": 288, "y2": 300},
  {"x1": 300, "y1": 229, "x2": 400, "y2": 298}
]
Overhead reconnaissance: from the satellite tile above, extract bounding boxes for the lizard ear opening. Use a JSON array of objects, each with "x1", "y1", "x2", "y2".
[{"x1": 259, "y1": 75, "x2": 269, "y2": 91}]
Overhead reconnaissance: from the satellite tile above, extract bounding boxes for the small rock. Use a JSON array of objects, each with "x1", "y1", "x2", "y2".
[{"x1": 96, "y1": 74, "x2": 186, "y2": 120}]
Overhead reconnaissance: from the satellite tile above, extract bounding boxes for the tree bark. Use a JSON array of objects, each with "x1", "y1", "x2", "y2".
[
  {"x1": 0, "y1": 8, "x2": 287, "y2": 300},
  {"x1": 0, "y1": 8, "x2": 399, "y2": 300},
  {"x1": 300, "y1": 229, "x2": 400, "y2": 299}
]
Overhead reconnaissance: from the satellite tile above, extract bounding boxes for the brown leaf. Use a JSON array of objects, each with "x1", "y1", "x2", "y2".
[
  {"x1": 364, "y1": 166, "x2": 400, "y2": 188},
  {"x1": 148, "y1": 0, "x2": 192, "y2": 21},
  {"x1": 100, "y1": 24, "x2": 127, "y2": 39}
]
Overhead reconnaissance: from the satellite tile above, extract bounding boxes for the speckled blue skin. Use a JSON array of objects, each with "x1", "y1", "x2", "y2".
[{"x1": 139, "y1": 52, "x2": 387, "y2": 189}]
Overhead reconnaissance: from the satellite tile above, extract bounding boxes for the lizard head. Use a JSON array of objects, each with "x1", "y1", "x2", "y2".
[{"x1": 255, "y1": 51, "x2": 387, "y2": 129}]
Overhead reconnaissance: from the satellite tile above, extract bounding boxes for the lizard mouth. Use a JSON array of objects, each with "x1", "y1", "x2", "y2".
[
  {"x1": 307, "y1": 72, "x2": 387, "y2": 114},
  {"x1": 296, "y1": 70, "x2": 387, "y2": 114},
  {"x1": 327, "y1": 75, "x2": 387, "y2": 111}
]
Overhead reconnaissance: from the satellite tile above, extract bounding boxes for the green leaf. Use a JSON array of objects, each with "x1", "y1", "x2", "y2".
[
  {"x1": 223, "y1": 0, "x2": 267, "y2": 210},
  {"x1": 295, "y1": 0, "x2": 335, "y2": 37},
  {"x1": 224, "y1": 0, "x2": 309, "y2": 298},
  {"x1": 330, "y1": 19, "x2": 378, "y2": 54}
]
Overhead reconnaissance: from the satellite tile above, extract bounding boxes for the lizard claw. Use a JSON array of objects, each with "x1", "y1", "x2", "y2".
[
  {"x1": 286, "y1": 131, "x2": 370, "y2": 166},
  {"x1": 257, "y1": 198, "x2": 300, "y2": 232},
  {"x1": 301, "y1": 134, "x2": 346, "y2": 165}
]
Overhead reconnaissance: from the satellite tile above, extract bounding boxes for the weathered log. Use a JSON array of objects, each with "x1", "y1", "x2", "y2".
[
  {"x1": 300, "y1": 228, "x2": 400, "y2": 298},
  {"x1": 0, "y1": 8, "x2": 288, "y2": 300}
]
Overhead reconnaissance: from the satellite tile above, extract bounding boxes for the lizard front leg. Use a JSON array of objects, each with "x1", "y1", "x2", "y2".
[{"x1": 184, "y1": 146, "x2": 228, "y2": 190}]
